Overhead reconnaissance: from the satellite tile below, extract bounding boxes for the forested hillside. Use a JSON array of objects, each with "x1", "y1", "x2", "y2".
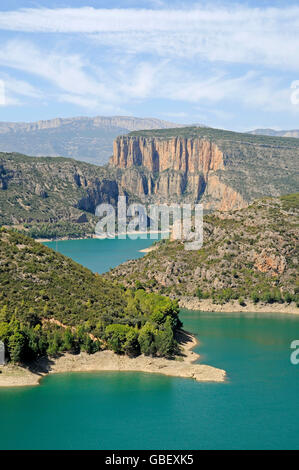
[{"x1": 0, "y1": 229, "x2": 181, "y2": 363}]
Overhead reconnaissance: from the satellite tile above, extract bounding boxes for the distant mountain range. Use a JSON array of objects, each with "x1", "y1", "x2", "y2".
[
  {"x1": 249, "y1": 129, "x2": 299, "y2": 138},
  {"x1": 0, "y1": 116, "x2": 186, "y2": 165}
]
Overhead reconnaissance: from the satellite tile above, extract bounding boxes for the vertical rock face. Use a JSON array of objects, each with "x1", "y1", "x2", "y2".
[
  {"x1": 110, "y1": 135, "x2": 246, "y2": 211},
  {"x1": 112, "y1": 136, "x2": 224, "y2": 176}
]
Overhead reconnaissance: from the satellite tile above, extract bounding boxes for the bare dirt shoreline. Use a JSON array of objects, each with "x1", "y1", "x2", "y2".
[
  {"x1": 179, "y1": 298, "x2": 299, "y2": 315},
  {"x1": 0, "y1": 330, "x2": 226, "y2": 388}
]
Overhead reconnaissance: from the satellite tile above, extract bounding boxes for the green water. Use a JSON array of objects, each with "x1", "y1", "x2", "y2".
[{"x1": 0, "y1": 238, "x2": 298, "y2": 449}]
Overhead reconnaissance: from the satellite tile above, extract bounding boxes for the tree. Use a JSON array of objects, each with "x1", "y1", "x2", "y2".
[
  {"x1": 251, "y1": 292, "x2": 260, "y2": 304},
  {"x1": 138, "y1": 322, "x2": 156, "y2": 356},
  {"x1": 196, "y1": 288, "x2": 204, "y2": 300},
  {"x1": 123, "y1": 329, "x2": 140, "y2": 357},
  {"x1": 105, "y1": 324, "x2": 131, "y2": 354},
  {"x1": 0, "y1": 321, "x2": 10, "y2": 349},
  {"x1": 47, "y1": 336, "x2": 60, "y2": 356},
  {"x1": 63, "y1": 328, "x2": 74, "y2": 351},
  {"x1": 81, "y1": 335, "x2": 94, "y2": 354},
  {"x1": 154, "y1": 317, "x2": 176, "y2": 357},
  {"x1": 0, "y1": 305, "x2": 9, "y2": 322},
  {"x1": 8, "y1": 332, "x2": 25, "y2": 363},
  {"x1": 23, "y1": 308, "x2": 40, "y2": 328}
]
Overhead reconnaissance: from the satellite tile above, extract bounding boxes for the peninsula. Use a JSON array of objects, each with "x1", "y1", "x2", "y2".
[{"x1": 0, "y1": 228, "x2": 225, "y2": 387}]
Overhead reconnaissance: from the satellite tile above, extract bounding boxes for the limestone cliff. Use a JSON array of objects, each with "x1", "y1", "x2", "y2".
[
  {"x1": 110, "y1": 135, "x2": 245, "y2": 211},
  {"x1": 109, "y1": 127, "x2": 299, "y2": 211}
]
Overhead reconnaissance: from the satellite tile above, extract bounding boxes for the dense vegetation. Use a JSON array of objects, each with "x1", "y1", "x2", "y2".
[
  {"x1": 0, "y1": 229, "x2": 181, "y2": 363},
  {"x1": 107, "y1": 194, "x2": 299, "y2": 307}
]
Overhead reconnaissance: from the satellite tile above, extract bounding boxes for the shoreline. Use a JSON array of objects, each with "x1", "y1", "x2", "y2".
[
  {"x1": 36, "y1": 230, "x2": 169, "y2": 243},
  {"x1": 0, "y1": 330, "x2": 226, "y2": 388},
  {"x1": 179, "y1": 297, "x2": 299, "y2": 315},
  {"x1": 35, "y1": 235, "x2": 93, "y2": 243},
  {"x1": 139, "y1": 244, "x2": 159, "y2": 253}
]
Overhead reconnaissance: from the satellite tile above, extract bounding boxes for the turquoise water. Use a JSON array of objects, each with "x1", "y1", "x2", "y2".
[
  {"x1": 0, "y1": 239, "x2": 298, "y2": 449},
  {"x1": 0, "y1": 311, "x2": 298, "y2": 449},
  {"x1": 44, "y1": 236, "x2": 156, "y2": 274}
]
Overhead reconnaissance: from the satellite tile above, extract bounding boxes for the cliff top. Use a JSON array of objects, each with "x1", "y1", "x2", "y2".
[{"x1": 127, "y1": 126, "x2": 299, "y2": 149}]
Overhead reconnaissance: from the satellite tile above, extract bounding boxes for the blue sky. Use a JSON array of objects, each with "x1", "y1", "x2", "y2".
[{"x1": 0, "y1": 0, "x2": 298, "y2": 131}]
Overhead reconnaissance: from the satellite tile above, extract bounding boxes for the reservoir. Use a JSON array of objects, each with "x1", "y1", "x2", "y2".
[{"x1": 0, "y1": 238, "x2": 298, "y2": 450}]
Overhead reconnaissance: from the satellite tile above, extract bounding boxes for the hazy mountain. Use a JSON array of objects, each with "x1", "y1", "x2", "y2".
[
  {"x1": 249, "y1": 128, "x2": 299, "y2": 138},
  {"x1": 0, "y1": 116, "x2": 186, "y2": 165}
]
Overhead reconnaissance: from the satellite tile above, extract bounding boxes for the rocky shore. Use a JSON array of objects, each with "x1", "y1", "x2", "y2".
[{"x1": 179, "y1": 298, "x2": 299, "y2": 314}]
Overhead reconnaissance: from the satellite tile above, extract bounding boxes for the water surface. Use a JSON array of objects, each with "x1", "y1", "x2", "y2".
[
  {"x1": 0, "y1": 238, "x2": 298, "y2": 449},
  {"x1": 44, "y1": 236, "x2": 156, "y2": 274}
]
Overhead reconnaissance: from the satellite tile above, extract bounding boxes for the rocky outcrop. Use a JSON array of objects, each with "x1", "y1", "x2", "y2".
[
  {"x1": 202, "y1": 174, "x2": 247, "y2": 211},
  {"x1": 109, "y1": 126, "x2": 299, "y2": 211},
  {"x1": 0, "y1": 152, "x2": 121, "y2": 236},
  {"x1": 111, "y1": 135, "x2": 224, "y2": 174},
  {"x1": 106, "y1": 194, "x2": 299, "y2": 305},
  {"x1": 1, "y1": 125, "x2": 298, "y2": 237},
  {"x1": 110, "y1": 135, "x2": 247, "y2": 210},
  {"x1": 254, "y1": 250, "x2": 287, "y2": 276}
]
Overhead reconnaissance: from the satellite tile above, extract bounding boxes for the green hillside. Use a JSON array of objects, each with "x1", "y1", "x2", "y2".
[
  {"x1": 0, "y1": 229, "x2": 181, "y2": 363},
  {"x1": 0, "y1": 152, "x2": 119, "y2": 239}
]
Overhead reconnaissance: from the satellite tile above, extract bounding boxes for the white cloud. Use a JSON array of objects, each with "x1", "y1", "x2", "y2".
[
  {"x1": 0, "y1": 6, "x2": 298, "y2": 70},
  {"x1": 0, "y1": 38, "x2": 295, "y2": 115},
  {"x1": 0, "y1": 3, "x2": 296, "y2": 119},
  {"x1": 0, "y1": 40, "x2": 120, "y2": 107},
  {"x1": 0, "y1": 73, "x2": 42, "y2": 107},
  {"x1": 0, "y1": 40, "x2": 106, "y2": 97},
  {"x1": 3, "y1": 75, "x2": 42, "y2": 99}
]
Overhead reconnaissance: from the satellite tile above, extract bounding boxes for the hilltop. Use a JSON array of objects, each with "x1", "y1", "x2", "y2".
[{"x1": 107, "y1": 194, "x2": 299, "y2": 311}]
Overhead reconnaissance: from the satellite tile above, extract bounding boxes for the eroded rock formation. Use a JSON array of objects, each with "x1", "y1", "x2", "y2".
[{"x1": 110, "y1": 135, "x2": 246, "y2": 211}]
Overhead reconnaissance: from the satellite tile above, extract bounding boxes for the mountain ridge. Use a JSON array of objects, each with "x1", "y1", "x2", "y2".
[{"x1": 0, "y1": 116, "x2": 187, "y2": 165}]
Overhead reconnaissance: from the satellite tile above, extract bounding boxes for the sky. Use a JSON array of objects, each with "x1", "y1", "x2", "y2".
[{"x1": 0, "y1": 0, "x2": 298, "y2": 131}]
